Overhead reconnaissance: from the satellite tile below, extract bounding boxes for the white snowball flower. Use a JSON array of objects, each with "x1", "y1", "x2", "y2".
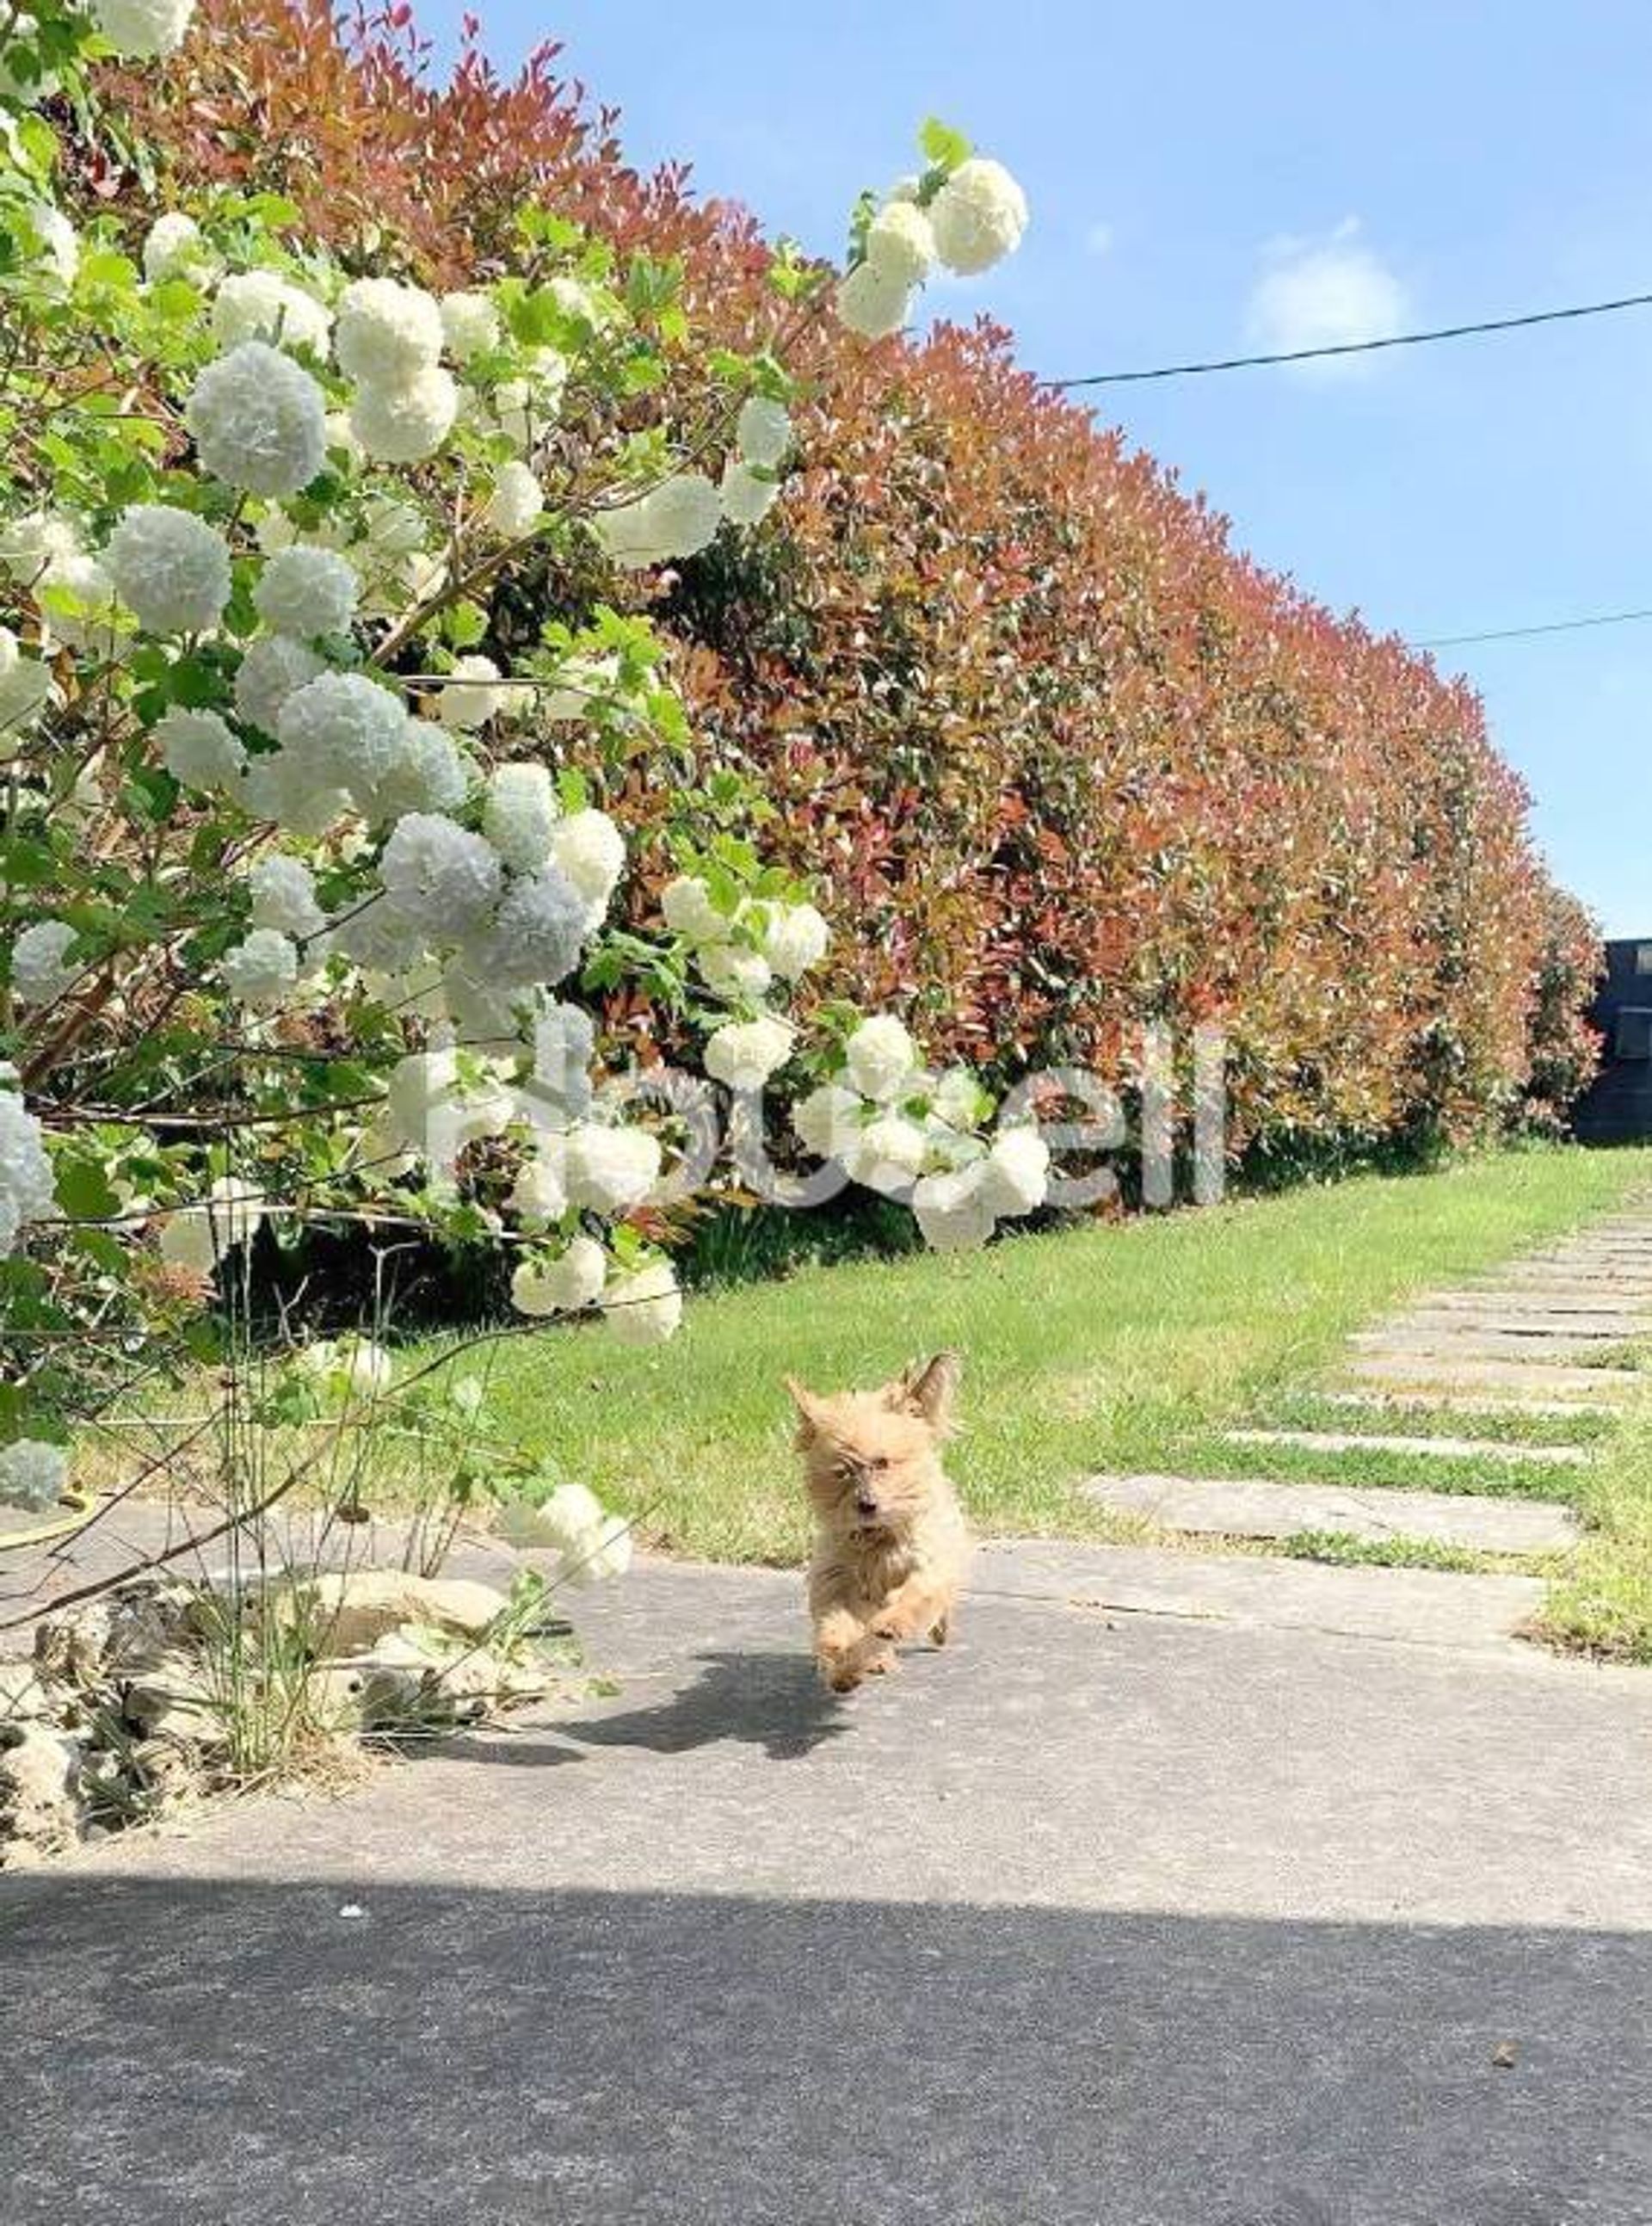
[
  {"x1": 88, "y1": 0, "x2": 196, "y2": 60},
  {"x1": 603, "y1": 1258, "x2": 681, "y2": 1347},
  {"x1": 348, "y1": 366, "x2": 459, "y2": 464},
  {"x1": 497, "y1": 1478, "x2": 606, "y2": 1553},
  {"x1": 541, "y1": 650, "x2": 620, "y2": 722},
  {"x1": 222, "y1": 927, "x2": 299, "y2": 1007},
  {"x1": 142, "y1": 212, "x2": 211, "y2": 287},
  {"x1": 704, "y1": 1016, "x2": 794, "y2": 1091},
  {"x1": 335, "y1": 277, "x2": 444, "y2": 385},
  {"x1": 562, "y1": 1123, "x2": 661, "y2": 1212},
  {"x1": 485, "y1": 867, "x2": 588, "y2": 987},
  {"x1": 277, "y1": 672, "x2": 409, "y2": 811},
  {"x1": 438, "y1": 289, "x2": 501, "y2": 362},
  {"x1": 302, "y1": 1337, "x2": 393, "y2": 1399},
  {"x1": 20, "y1": 200, "x2": 77, "y2": 288},
  {"x1": 761, "y1": 902, "x2": 829, "y2": 981},
  {"x1": 211, "y1": 271, "x2": 331, "y2": 359},
  {"x1": 592, "y1": 473, "x2": 721, "y2": 568},
  {"x1": 931, "y1": 1066, "x2": 992, "y2": 1132},
  {"x1": 379, "y1": 812, "x2": 502, "y2": 939},
  {"x1": 247, "y1": 853, "x2": 324, "y2": 938},
  {"x1": 438, "y1": 958, "x2": 522, "y2": 1050},
  {"x1": 253, "y1": 546, "x2": 360, "y2": 639},
  {"x1": 547, "y1": 809, "x2": 625, "y2": 913},
  {"x1": 913, "y1": 1162, "x2": 996, "y2": 1251},
  {"x1": 661, "y1": 875, "x2": 731, "y2": 943},
  {"x1": 435, "y1": 654, "x2": 512, "y2": 731},
  {"x1": 157, "y1": 1174, "x2": 264, "y2": 1273},
  {"x1": 152, "y1": 707, "x2": 241, "y2": 797},
  {"x1": 37, "y1": 554, "x2": 126, "y2": 659},
  {"x1": 482, "y1": 461, "x2": 545, "y2": 538},
  {"x1": 696, "y1": 942, "x2": 772, "y2": 1002},
  {"x1": 187, "y1": 342, "x2": 328, "y2": 497},
  {"x1": 864, "y1": 200, "x2": 936, "y2": 287},
  {"x1": 736, "y1": 395, "x2": 792, "y2": 469},
  {"x1": 719, "y1": 459, "x2": 780, "y2": 528},
  {"x1": 367, "y1": 718, "x2": 466, "y2": 822},
  {"x1": 233, "y1": 633, "x2": 323, "y2": 735},
  {"x1": 581, "y1": 1514, "x2": 635, "y2": 1580},
  {"x1": 237, "y1": 750, "x2": 348, "y2": 838},
  {"x1": 508, "y1": 1143, "x2": 570, "y2": 1228},
  {"x1": 509, "y1": 1235, "x2": 607, "y2": 1320},
  {"x1": 844, "y1": 1014, "x2": 920, "y2": 1101},
  {"x1": 10, "y1": 921, "x2": 77, "y2": 1008},
  {"x1": 854, "y1": 1112, "x2": 929, "y2": 1194},
  {"x1": 483, "y1": 762, "x2": 559, "y2": 873},
  {"x1": 0, "y1": 627, "x2": 52, "y2": 742},
  {"x1": 0, "y1": 509, "x2": 78, "y2": 582},
  {"x1": 793, "y1": 1082, "x2": 864, "y2": 1162},
  {"x1": 102, "y1": 504, "x2": 231, "y2": 635},
  {"x1": 0, "y1": 1088, "x2": 55, "y2": 1254},
  {"x1": 0, "y1": 1438, "x2": 67, "y2": 1512},
  {"x1": 835, "y1": 260, "x2": 912, "y2": 340},
  {"x1": 928, "y1": 157, "x2": 1028, "y2": 274},
  {"x1": 979, "y1": 1125, "x2": 1050, "y2": 1217}
]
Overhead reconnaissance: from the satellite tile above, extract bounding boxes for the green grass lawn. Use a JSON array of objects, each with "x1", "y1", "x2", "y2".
[{"x1": 421, "y1": 1146, "x2": 1652, "y2": 1610}]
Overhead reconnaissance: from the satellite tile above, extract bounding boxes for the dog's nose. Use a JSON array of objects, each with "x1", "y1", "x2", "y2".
[{"x1": 854, "y1": 1492, "x2": 879, "y2": 1520}]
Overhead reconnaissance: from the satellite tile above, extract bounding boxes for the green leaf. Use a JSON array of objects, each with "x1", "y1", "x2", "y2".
[{"x1": 918, "y1": 116, "x2": 973, "y2": 170}]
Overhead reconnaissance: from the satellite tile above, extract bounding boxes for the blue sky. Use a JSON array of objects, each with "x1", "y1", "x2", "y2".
[{"x1": 432, "y1": 1, "x2": 1652, "y2": 934}]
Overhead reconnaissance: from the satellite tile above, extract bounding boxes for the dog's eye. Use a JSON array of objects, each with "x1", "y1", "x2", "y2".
[{"x1": 867, "y1": 1455, "x2": 889, "y2": 1472}]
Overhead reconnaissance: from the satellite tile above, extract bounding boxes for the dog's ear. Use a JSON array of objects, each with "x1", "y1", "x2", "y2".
[
  {"x1": 784, "y1": 1376, "x2": 828, "y2": 1440},
  {"x1": 891, "y1": 1350, "x2": 962, "y2": 1434}
]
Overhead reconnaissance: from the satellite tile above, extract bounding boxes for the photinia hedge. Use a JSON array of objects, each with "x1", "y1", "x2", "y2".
[{"x1": 114, "y1": 0, "x2": 1602, "y2": 1156}]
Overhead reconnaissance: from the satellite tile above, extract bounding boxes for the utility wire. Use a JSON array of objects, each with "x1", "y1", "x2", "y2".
[
  {"x1": 1418, "y1": 606, "x2": 1652, "y2": 650},
  {"x1": 1054, "y1": 288, "x2": 1652, "y2": 388}
]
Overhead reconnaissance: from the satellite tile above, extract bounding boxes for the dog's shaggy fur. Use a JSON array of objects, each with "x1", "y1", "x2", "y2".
[{"x1": 786, "y1": 1352, "x2": 969, "y2": 1692}]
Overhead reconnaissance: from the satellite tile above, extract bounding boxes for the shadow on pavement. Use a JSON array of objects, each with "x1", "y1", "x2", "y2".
[
  {"x1": 3, "y1": 1875, "x2": 1648, "y2": 2225},
  {"x1": 525, "y1": 1649, "x2": 851, "y2": 1763}
]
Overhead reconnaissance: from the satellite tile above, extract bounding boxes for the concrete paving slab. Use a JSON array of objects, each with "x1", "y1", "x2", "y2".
[
  {"x1": 8, "y1": 1557, "x2": 1649, "y2": 2226},
  {"x1": 971, "y1": 1538, "x2": 1544, "y2": 1648},
  {"x1": 1495, "y1": 1274, "x2": 1652, "y2": 1302},
  {"x1": 1417, "y1": 1289, "x2": 1652, "y2": 1321},
  {"x1": 1082, "y1": 1471, "x2": 1579, "y2": 1551},
  {"x1": 1228, "y1": 1425, "x2": 1591, "y2": 1466},
  {"x1": 1352, "y1": 1326, "x2": 1606, "y2": 1362},
  {"x1": 1395, "y1": 1307, "x2": 1642, "y2": 1340},
  {"x1": 1346, "y1": 1353, "x2": 1642, "y2": 1399},
  {"x1": 1319, "y1": 1388, "x2": 1617, "y2": 1421}
]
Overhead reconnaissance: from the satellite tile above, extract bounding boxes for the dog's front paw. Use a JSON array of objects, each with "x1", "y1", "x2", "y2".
[
  {"x1": 860, "y1": 1643, "x2": 899, "y2": 1678},
  {"x1": 818, "y1": 1652, "x2": 863, "y2": 1694}
]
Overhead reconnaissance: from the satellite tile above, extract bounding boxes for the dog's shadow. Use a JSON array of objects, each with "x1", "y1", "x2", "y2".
[{"x1": 549, "y1": 1649, "x2": 851, "y2": 1763}]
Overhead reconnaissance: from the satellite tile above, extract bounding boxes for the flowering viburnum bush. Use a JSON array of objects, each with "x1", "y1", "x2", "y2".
[{"x1": 0, "y1": 6, "x2": 1036, "y2": 1534}]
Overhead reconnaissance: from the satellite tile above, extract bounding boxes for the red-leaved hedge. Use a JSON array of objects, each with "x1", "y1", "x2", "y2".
[{"x1": 110, "y1": 1, "x2": 1601, "y2": 1153}]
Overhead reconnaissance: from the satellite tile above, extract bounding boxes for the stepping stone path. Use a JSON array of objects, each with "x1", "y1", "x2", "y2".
[{"x1": 1088, "y1": 1199, "x2": 1652, "y2": 1648}]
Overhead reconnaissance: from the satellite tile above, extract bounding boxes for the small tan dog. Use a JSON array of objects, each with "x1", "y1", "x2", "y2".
[{"x1": 786, "y1": 1351, "x2": 969, "y2": 1693}]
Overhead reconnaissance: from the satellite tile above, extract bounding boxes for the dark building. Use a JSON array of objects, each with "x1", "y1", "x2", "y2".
[{"x1": 1574, "y1": 938, "x2": 1652, "y2": 1143}]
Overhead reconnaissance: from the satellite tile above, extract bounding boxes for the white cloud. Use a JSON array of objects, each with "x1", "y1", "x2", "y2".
[
  {"x1": 1246, "y1": 219, "x2": 1409, "y2": 376},
  {"x1": 1085, "y1": 220, "x2": 1114, "y2": 259}
]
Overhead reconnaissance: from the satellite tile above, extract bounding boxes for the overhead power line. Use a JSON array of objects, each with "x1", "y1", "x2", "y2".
[
  {"x1": 1054, "y1": 288, "x2": 1652, "y2": 389},
  {"x1": 1418, "y1": 605, "x2": 1652, "y2": 651}
]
